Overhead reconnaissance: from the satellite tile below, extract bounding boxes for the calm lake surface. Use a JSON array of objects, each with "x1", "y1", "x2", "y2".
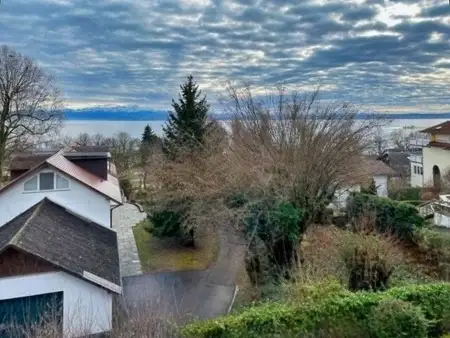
[{"x1": 62, "y1": 119, "x2": 449, "y2": 139}]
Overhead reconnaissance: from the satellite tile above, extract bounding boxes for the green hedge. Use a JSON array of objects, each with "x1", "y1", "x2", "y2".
[
  {"x1": 389, "y1": 187, "x2": 422, "y2": 201},
  {"x1": 347, "y1": 193, "x2": 425, "y2": 242},
  {"x1": 182, "y1": 283, "x2": 450, "y2": 338}
]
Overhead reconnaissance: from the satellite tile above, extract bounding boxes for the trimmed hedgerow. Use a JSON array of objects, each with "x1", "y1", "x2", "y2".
[
  {"x1": 368, "y1": 299, "x2": 428, "y2": 338},
  {"x1": 347, "y1": 193, "x2": 425, "y2": 242},
  {"x1": 182, "y1": 283, "x2": 450, "y2": 338}
]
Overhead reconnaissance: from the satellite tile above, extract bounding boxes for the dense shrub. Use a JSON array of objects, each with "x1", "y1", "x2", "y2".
[
  {"x1": 347, "y1": 193, "x2": 425, "y2": 242},
  {"x1": 368, "y1": 299, "x2": 428, "y2": 338},
  {"x1": 389, "y1": 187, "x2": 421, "y2": 201},
  {"x1": 244, "y1": 199, "x2": 305, "y2": 284},
  {"x1": 119, "y1": 176, "x2": 133, "y2": 200},
  {"x1": 182, "y1": 283, "x2": 450, "y2": 338},
  {"x1": 147, "y1": 198, "x2": 194, "y2": 246},
  {"x1": 416, "y1": 227, "x2": 450, "y2": 280}
]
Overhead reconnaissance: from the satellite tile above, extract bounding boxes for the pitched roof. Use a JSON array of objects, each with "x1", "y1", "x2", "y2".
[
  {"x1": 9, "y1": 146, "x2": 110, "y2": 171},
  {"x1": 420, "y1": 121, "x2": 450, "y2": 135},
  {"x1": 9, "y1": 153, "x2": 56, "y2": 171},
  {"x1": 364, "y1": 158, "x2": 397, "y2": 176},
  {"x1": 1, "y1": 150, "x2": 122, "y2": 204},
  {"x1": 0, "y1": 198, "x2": 121, "y2": 293},
  {"x1": 46, "y1": 153, "x2": 122, "y2": 203}
]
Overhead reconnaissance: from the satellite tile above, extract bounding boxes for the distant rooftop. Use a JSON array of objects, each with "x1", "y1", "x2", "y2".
[{"x1": 420, "y1": 121, "x2": 450, "y2": 135}]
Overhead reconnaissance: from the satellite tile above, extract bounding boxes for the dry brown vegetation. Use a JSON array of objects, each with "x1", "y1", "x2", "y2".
[{"x1": 144, "y1": 85, "x2": 386, "y2": 236}]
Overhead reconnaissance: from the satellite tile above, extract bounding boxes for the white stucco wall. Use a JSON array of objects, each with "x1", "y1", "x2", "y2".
[
  {"x1": 435, "y1": 134, "x2": 450, "y2": 143},
  {"x1": 374, "y1": 175, "x2": 388, "y2": 197},
  {"x1": 434, "y1": 212, "x2": 450, "y2": 228},
  {"x1": 0, "y1": 169, "x2": 111, "y2": 227},
  {"x1": 334, "y1": 185, "x2": 361, "y2": 209},
  {"x1": 410, "y1": 167, "x2": 424, "y2": 187},
  {"x1": 423, "y1": 147, "x2": 450, "y2": 186},
  {"x1": 0, "y1": 271, "x2": 112, "y2": 336}
]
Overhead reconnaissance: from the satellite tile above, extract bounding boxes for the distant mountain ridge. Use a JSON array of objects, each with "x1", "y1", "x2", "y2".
[{"x1": 65, "y1": 107, "x2": 450, "y2": 121}]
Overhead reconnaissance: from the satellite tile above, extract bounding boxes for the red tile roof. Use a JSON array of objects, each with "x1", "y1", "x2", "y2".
[
  {"x1": 46, "y1": 154, "x2": 122, "y2": 203},
  {"x1": 420, "y1": 121, "x2": 450, "y2": 135},
  {"x1": 0, "y1": 147, "x2": 122, "y2": 204}
]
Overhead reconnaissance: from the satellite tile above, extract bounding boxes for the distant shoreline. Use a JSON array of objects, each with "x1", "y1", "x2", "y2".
[{"x1": 64, "y1": 112, "x2": 450, "y2": 121}]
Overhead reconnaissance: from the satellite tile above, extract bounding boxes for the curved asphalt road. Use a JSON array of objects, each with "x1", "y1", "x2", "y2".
[{"x1": 122, "y1": 229, "x2": 246, "y2": 323}]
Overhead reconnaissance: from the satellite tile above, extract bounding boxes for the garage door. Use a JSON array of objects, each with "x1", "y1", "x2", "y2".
[{"x1": 0, "y1": 292, "x2": 63, "y2": 338}]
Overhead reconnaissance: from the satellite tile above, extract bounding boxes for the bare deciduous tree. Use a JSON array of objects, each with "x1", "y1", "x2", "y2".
[
  {"x1": 146, "y1": 85, "x2": 386, "y2": 279},
  {"x1": 369, "y1": 127, "x2": 388, "y2": 157},
  {"x1": 149, "y1": 85, "x2": 385, "y2": 231},
  {"x1": 0, "y1": 45, "x2": 63, "y2": 178}
]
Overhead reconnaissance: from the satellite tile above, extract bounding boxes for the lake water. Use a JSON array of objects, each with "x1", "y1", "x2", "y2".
[{"x1": 62, "y1": 119, "x2": 449, "y2": 139}]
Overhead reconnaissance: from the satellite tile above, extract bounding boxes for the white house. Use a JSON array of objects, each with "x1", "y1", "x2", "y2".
[
  {"x1": 333, "y1": 157, "x2": 396, "y2": 208},
  {"x1": 0, "y1": 145, "x2": 123, "y2": 337},
  {"x1": 409, "y1": 152, "x2": 424, "y2": 187},
  {"x1": 420, "y1": 121, "x2": 450, "y2": 190}
]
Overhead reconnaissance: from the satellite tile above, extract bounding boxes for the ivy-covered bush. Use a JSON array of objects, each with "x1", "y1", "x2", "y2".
[
  {"x1": 147, "y1": 198, "x2": 194, "y2": 246},
  {"x1": 368, "y1": 299, "x2": 428, "y2": 338},
  {"x1": 182, "y1": 283, "x2": 450, "y2": 338},
  {"x1": 243, "y1": 199, "x2": 305, "y2": 284},
  {"x1": 347, "y1": 193, "x2": 425, "y2": 242}
]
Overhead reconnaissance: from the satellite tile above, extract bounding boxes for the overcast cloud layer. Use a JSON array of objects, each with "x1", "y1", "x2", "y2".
[{"x1": 1, "y1": 0, "x2": 449, "y2": 113}]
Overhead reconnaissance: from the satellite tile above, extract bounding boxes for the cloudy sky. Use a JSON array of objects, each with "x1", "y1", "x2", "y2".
[{"x1": 1, "y1": 0, "x2": 449, "y2": 113}]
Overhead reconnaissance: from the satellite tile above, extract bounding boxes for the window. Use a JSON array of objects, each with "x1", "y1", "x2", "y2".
[
  {"x1": 419, "y1": 167, "x2": 423, "y2": 175},
  {"x1": 24, "y1": 176, "x2": 38, "y2": 191},
  {"x1": 56, "y1": 174, "x2": 69, "y2": 189},
  {"x1": 23, "y1": 172, "x2": 70, "y2": 192},
  {"x1": 39, "y1": 172, "x2": 54, "y2": 190},
  {"x1": 413, "y1": 166, "x2": 417, "y2": 174}
]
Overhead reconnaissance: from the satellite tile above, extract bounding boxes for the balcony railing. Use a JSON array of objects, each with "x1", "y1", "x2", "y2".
[{"x1": 409, "y1": 139, "x2": 429, "y2": 147}]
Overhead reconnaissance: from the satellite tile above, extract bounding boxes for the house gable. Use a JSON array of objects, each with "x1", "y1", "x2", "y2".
[
  {"x1": 0, "y1": 167, "x2": 112, "y2": 227},
  {"x1": 0, "y1": 248, "x2": 56, "y2": 278}
]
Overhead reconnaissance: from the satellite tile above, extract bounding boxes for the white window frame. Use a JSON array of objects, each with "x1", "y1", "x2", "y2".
[{"x1": 23, "y1": 171, "x2": 70, "y2": 193}]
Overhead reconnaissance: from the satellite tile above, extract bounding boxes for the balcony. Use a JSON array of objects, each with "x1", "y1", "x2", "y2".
[{"x1": 409, "y1": 139, "x2": 429, "y2": 148}]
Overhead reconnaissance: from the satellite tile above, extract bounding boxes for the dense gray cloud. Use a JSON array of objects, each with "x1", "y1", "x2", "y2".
[{"x1": 0, "y1": 0, "x2": 449, "y2": 112}]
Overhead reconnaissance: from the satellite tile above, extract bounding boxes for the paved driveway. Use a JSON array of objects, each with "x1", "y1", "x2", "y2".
[
  {"x1": 112, "y1": 203, "x2": 146, "y2": 277},
  {"x1": 123, "y1": 270, "x2": 236, "y2": 322},
  {"x1": 122, "y1": 229, "x2": 245, "y2": 322}
]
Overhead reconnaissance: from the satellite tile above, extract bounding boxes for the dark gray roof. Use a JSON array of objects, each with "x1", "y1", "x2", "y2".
[
  {"x1": 9, "y1": 153, "x2": 55, "y2": 170},
  {"x1": 9, "y1": 146, "x2": 110, "y2": 171},
  {"x1": 0, "y1": 198, "x2": 120, "y2": 292}
]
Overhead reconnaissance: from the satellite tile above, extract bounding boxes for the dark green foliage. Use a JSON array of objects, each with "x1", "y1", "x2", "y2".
[
  {"x1": 368, "y1": 299, "x2": 428, "y2": 338},
  {"x1": 119, "y1": 176, "x2": 133, "y2": 200},
  {"x1": 141, "y1": 124, "x2": 157, "y2": 144},
  {"x1": 148, "y1": 199, "x2": 194, "y2": 246},
  {"x1": 163, "y1": 75, "x2": 210, "y2": 158},
  {"x1": 347, "y1": 193, "x2": 425, "y2": 242},
  {"x1": 389, "y1": 187, "x2": 422, "y2": 201},
  {"x1": 182, "y1": 283, "x2": 450, "y2": 338},
  {"x1": 243, "y1": 199, "x2": 304, "y2": 284},
  {"x1": 361, "y1": 178, "x2": 378, "y2": 195},
  {"x1": 140, "y1": 124, "x2": 160, "y2": 166}
]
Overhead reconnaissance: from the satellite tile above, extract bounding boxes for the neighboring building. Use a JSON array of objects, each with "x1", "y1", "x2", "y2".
[
  {"x1": 409, "y1": 152, "x2": 424, "y2": 187},
  {"x1": 420, "y1": 121, "x2": 450, "y2": 190},
  {"x1": 378, "y1": 148, "x2": 413, "y2": 179},
  {"x1": 333, "y1": 157, "x2": 396, "y2": 208},
  {"x1": 0, "y1": 145, "x2": 122, "y2": 337}
]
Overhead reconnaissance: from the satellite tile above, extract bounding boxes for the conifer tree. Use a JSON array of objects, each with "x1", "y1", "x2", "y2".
[{"x1": 163, "y1": 75, "x2": 210, "y2": 158}]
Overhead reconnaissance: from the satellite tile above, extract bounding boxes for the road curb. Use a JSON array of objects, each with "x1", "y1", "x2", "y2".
[{"x1": 227, "y1": 285, "x2": 239, "y2": 314}]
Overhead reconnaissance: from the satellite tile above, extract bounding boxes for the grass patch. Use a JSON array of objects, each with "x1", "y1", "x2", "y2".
[{"x1": 133, "y1": 219, "x2": 219, "y2": 272}]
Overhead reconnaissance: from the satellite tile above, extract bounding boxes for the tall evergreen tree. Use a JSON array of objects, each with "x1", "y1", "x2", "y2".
[
  {"x1": 142, "y1": 124, "x2": 157, "y2": 145},
  {"x1": 163, "y1": 75, "x2": 210, "y2": 158}
]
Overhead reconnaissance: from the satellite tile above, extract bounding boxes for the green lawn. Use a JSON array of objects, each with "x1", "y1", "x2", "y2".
[{"x1": 133, "y1": 220, "x2": 219, "y2": 272}]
